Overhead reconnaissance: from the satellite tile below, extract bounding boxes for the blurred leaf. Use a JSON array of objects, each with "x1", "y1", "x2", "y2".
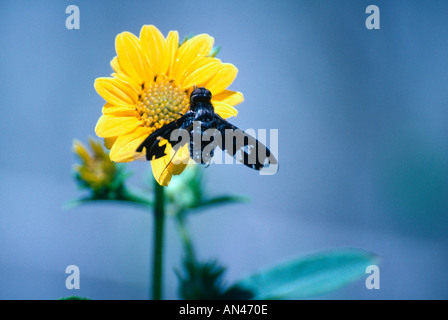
[
  {"x1": 58, "y1": 296, "x2": 90, "y2": 300},
  {"x1": 191, "y1": 195, "x2": 250, "y2": 211},
  {"x1": 64, "y1": 188, "x2": 153, "y2": 210},
  {"x1": 234, "y1": 248, "x2": 379, "y2": 299},
  {"x1": 176, "y1": 257, "x2": 254, "y2": 300}
]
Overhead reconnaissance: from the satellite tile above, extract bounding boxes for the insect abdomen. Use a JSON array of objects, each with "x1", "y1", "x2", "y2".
[
  {"x1": 188, "y1": 117, "x2": 217, "y2": 165},
  {"x1": 189, "y1": 124, "x2": 203, "y2": 164}
]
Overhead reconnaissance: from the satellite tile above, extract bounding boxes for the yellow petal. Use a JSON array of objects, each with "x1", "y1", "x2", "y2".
[
  {"x1": 102, "y1": 104, "x2": 138, "y2": 116},
  {"x1": 180, "y1": 57, "x2": 222, "y2": 90},
  {"x1": 165, "y1": 31, "x2": 179, "y2": 77},
  {"x1": 94, "y1": 77, "x2": 136, "y2": 106},
  {"x1": 151, "y1": 157, "x2": 171, "y2": 186},
  {"x1": 212, "y1": 101, "x2": 238, "y2": 119},
  {"x1": 140, "y1": 25, "x2": 168, "y2": 77},
  {"x1": 109, "y1": 75, "x2": 140, "y2": 103},
  {"x1": 170, "y1": 143, "x2": 191, "y2": 167},
  {"x1": 205, "y1": 63, "x2": 238, "y2": 96},
  {"x1": 115, "y1": 32, "x2": 148, "y2": 84},
  {"x1": 171, "y1": 34, "x2": 214, "y2": 81},
  {"x1": 212, "y1": 90, "x2": 244, "y2": 107},
  {"x1": 109, "y1": 126, "x2": 151, "y2": 162},
  {"x1": 104, "y1": 137, "x2": 117, "y2": 150},
  {"x1": 151, "y1": 140, "x2": 189, "y2": 186},
  {"x1": 110, "y1": 56, "x2": 122, "y2": 73},
  {"x1": 95, "y1": 114, "x2": 142, "y2": 138},
  {"x1": 112, "y1": 72, "x2": 141, "y2": 94}
]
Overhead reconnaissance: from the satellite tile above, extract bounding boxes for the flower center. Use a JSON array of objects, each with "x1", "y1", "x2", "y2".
[{"x1": 136, "y1": 81, "x2": 190, "y2": 131}]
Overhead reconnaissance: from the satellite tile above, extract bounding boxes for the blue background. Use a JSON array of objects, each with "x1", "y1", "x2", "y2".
[{"x1": 1, "y1": 0, "x2": 447, "y2": 299}]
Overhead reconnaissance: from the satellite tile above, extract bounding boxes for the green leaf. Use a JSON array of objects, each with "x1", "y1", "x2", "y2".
[
  {"x1": 63, "y1": 188, "x2": 153, "y2": 210},
  {"x1": 179, "y1": 32, "x2": 195, "y2": 47},
  {"x1": 208, "y1": 46, "x2": 222, "y2": 58},
  {"x1": 192, "y1": 195, "x2": 250, "y2": 211},
  {"x1": 234, "y1": 248, "x2": 379, "y2": 299}
]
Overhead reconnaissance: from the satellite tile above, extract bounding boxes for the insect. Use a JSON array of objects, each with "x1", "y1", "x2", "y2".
[{"x1": 136, "y1": 87, "x2": 278, "y2": 175}]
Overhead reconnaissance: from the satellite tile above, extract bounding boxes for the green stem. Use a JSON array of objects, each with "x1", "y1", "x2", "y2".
[
  {"x1": 152, "y1": 180, "x2": 165, "y2": 300},
  {"x1": 176, "y1": 213, "x2": 196, "y2": 263}
]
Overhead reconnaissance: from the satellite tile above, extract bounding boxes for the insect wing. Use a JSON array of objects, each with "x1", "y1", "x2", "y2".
[
  {"x1": 136, "y1": 113, "x2": 193, "y2": 161},
  {"x1": 216, "y1": 116, "x2": 278, "y2": 174}
]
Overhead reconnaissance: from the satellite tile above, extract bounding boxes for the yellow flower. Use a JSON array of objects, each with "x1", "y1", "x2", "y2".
[
  {"x1": 72, "y1": 138, "x2": 118, "y2": 192},
  {"x1": 94, "y1": 25, "x2": 244, "y2": 186}
]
